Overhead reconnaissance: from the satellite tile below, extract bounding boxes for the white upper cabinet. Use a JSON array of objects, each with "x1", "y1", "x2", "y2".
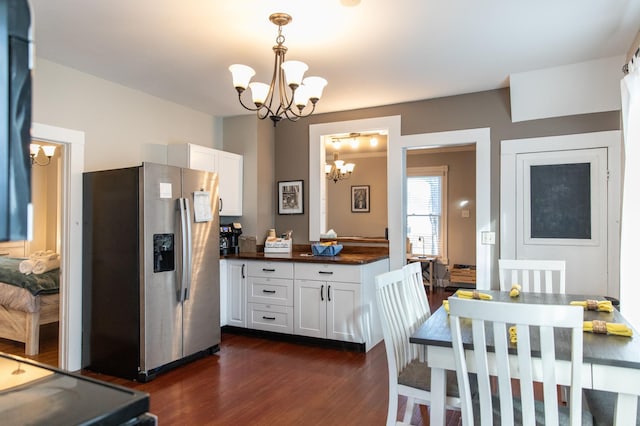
[
  {"x1": 218, "y1": 150, "x2": 243, "y2": 216},
  {"x1": 167, "y1": 143, "x2": 243, "y2": 216}
]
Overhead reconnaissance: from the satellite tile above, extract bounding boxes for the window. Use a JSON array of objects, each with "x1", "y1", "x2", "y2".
[{"x1": 406, "y1": 166, "x2": 448, "y2": 260}]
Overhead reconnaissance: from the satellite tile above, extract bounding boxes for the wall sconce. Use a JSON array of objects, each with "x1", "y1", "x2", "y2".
[{"x1": 30, "y1": 144, "x2": 56, "y2": 166}]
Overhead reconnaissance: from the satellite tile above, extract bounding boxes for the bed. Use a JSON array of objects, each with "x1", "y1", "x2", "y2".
[{"x1": 0, "y1": 257, "x2": 60, "y2": 355}]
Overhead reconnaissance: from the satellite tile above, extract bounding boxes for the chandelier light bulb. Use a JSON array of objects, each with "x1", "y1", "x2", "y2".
[
  {"x1": 370, "y1": 137, "x2": 378, "y2": 147},
  {"x1": 293, "y1": 85, "x2": 311, "y2": 109},
  {"x1": 30, "y1": 143, "x2": 40, "y2": 156},
  {"x1": 302, "y1": 76, "x2": 327, "y2": 102},
  {"x1": 41, "y1": 145, "x2": 56, "y2": 157},
  {"x1": 249, "y1": 82, "x2": 270, "y2": 106},
  {"x1": 281, "y1": 60, "x2": 308, "y2": 88},
  {"x1": 229, "y1": 64, "x2": 256, "y2": 91}
]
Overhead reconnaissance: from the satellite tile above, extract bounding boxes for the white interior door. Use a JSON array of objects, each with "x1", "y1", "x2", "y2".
[{"x1": 515, "y1": 148, "x2": 608, "y2": 296}]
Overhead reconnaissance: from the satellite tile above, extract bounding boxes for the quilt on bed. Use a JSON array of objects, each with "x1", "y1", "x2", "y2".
[{"x1": 0, "y1": 257, "x2": 60, "y2": 296}]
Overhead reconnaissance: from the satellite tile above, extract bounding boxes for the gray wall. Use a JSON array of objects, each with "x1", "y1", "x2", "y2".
[
  {"x1": 326, "y1": 155, "x2": 387, "y2": 238},
  {"x1": 222, "y1": 116, "x2": 275, "y2": 241},
  {"x1": 271, "y1": 88, "x2": 620, "y2": 263}
]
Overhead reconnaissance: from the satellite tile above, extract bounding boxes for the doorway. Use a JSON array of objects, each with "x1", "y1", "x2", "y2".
[
  {"x1": 391, "y1": 128, "x2": 492, "y2": 287},
  {"x1": 32, "y1": 123, "x2": 85, "y2": 371}
]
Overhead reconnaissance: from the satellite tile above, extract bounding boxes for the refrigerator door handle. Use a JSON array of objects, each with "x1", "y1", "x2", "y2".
[
  {"x1": 183, "y1": 197, "x2": 193, "y2": 301},
  {"x1": 178, "y1": 197, "x2": 188, "y2": 302}
]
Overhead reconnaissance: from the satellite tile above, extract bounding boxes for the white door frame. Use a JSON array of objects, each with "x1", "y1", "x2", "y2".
[
  {"x1": 392, "y1": 128, "x2": 492, "y2": 288},
  {"x1": 32, "y1": 122, "x2": 85, "y2": 371},
  {"x1": 500, "y1": 130, "x2": 622, "y2": 296}
]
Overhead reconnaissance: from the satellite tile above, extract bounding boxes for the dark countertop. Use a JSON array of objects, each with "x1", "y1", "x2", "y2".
[{"x1": 222, "y1": 246, "x2": 389, "y2": 265}]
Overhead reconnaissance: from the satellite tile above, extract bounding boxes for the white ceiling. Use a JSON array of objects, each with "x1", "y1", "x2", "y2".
[{"x1": 28, "y1": 0, "x2": 640, "y2": 118}]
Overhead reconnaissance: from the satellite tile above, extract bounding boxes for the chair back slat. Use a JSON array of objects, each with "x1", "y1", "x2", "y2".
[
  {"x1": 499, "y1": 259, "x2": 566, "y2": 294},
  {"x1": 448, "y1": 297, "x2": 583, "y2": 426}
]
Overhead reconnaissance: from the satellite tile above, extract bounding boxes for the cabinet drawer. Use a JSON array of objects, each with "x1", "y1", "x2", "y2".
[
  {"x1": 248, "y1": 303, "x2": 293, "y2": 334},
  {"x1": 294, "y1": 263, "x2": 361, "y2": 283},
  {"x1": 247, "y1": 277, "x2": 293, "y2": 306},
  {"x1": 248, "y1": 261, "x2": 294, "y2": 279}
]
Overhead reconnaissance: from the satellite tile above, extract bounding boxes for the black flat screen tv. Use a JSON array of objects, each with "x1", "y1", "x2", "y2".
[{"x1": 0, "y1": 0, "x2": 31, "y2": 241}]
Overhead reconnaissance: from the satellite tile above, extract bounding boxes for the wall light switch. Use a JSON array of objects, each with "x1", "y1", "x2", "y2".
[
  {"x1": 461, "y1": 209, "x2": 470, "y2": 218},
  {"x1": 481, "y1": 231, "x2": 495, "y2": 245}
]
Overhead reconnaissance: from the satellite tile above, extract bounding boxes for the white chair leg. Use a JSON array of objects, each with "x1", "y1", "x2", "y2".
[{"x1": 387, "y1": 391, "x2": 399, "y2": 426}]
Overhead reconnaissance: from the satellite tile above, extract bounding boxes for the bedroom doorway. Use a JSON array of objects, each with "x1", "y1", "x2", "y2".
[{"x1": 0, "y1": 141, "x2": 63, "y2": 367}]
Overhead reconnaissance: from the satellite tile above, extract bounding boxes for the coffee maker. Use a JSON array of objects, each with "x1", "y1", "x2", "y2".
[{"x1": 220, "y1": 222, "x2": 242, "y2": 255}]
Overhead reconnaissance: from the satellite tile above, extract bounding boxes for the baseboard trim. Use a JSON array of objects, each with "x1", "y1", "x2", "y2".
[{"x1": 222, "y1": 326, "x2": 366, "y2": 353}]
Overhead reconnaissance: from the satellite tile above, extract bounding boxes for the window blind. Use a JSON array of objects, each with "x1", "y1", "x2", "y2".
[{"x1": 407, "y1": 175, "x2": 442, "y2": 256}]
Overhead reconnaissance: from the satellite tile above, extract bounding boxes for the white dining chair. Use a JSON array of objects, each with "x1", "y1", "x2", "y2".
[
  {"x1": 402, "y1": 262, "x2": 431, "y2": 324},
  {"x1": 448, "y1": 297, "x2": 589, "y2": 425},
  {"x1": 498, "y1": 259, "x2": 566, "y2": 294},
  {"x1": 375, "y1": 269, "x2": 461, "y2": 425}
]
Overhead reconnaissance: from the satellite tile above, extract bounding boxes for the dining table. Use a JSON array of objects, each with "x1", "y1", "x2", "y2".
[{"x1": 410, "y1": 290, "x2": 640, "y2": 426}]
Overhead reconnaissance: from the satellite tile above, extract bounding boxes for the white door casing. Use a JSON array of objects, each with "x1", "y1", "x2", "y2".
[
  {"x1": 32, "y1": 122, "x2": 85, "y2": 371},
  {"x1": 501, "y1": 131, "x2": 621, "y2": 297}
]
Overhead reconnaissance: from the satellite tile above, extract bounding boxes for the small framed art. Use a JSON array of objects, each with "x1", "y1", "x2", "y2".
[
  {"x1": 278, "y1": 180, "x2": 304, "y2": 214},
  {"x1": 351, "y1": 185, "x2": 370, "y2": 213}
]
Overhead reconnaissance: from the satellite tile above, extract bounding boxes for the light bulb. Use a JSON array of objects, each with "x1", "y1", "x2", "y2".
[{"x1": 229, "y1": 64, "x2": 255, "y2": 90}]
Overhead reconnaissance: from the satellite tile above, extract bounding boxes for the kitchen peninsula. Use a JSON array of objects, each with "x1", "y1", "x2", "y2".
[{"x1": 220, "y1": 245, "x2": 389, "y2": 352}]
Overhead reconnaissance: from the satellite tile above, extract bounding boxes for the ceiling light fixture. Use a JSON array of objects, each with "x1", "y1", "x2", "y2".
[
  {"x1": 229, "y1": 13, "x2": 327, "y2": 127},
  {"x1": 325, "y1": 152, "x2": 355, "y2": 183},
  {"x1": 29, "y1": 144, "x2": 56, "y2": 166}
]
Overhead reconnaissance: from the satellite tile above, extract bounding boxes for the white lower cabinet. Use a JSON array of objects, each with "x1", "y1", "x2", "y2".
[
  {"x1": 224, "y1": 258, "x2": 389, "y2": 351},
  {"x1": 294, "y1": 278, "x2": 360, "y2": 342},
  {"x1": 246, "y1": 261, "x2": 294, "y2": 333},
  {"x1": 226, "y1": 260, "x2": 247, "y2": 328}
]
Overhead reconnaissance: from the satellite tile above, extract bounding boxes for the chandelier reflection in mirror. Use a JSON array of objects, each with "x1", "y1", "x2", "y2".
[
  {"x1": 325, "y1": 152, "x2": 355, "y2": 183},
  {"x1": 229, "y1": 13, "x2": 327, "y2": 126},
  {"x1": 30, "y1": 144, "x2": 56, "y2": 166}
]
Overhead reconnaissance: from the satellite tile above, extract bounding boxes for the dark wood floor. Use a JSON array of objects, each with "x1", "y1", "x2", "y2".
[{"x1": 0, "y1": 288, "x2": 459, "y2": 425}]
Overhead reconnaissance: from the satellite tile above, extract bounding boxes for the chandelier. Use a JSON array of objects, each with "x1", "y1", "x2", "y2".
[
  {"x1": 29, "y1": 144, "x2": 56, "y2": 166},
  {"x1": 229, "y1": 13, "x2": 327, "y2": 126},
  {"x1": 325, "y1": 152, "x2": 355, "y2": 183}
]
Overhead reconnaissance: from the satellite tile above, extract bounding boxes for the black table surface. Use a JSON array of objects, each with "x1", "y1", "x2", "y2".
[
  {"x1": 410, "y1": 290, "x2": 640, "y2": 370},
  {"x1": 0, "y1": 352, "x2": 150, "y2": 425}
]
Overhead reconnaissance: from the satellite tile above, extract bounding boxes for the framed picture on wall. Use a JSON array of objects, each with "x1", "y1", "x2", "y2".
[
  {"x1": 351, "y1": 185, "x2": 370, "y2": 213},
  {"x1": 278, "y1": 180, "x2": 304, "y2": 214}
]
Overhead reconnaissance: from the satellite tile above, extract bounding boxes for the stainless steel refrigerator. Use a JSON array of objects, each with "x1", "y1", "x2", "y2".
[{"x1": 82, "y1": 162, "x2": 220, "y2": 381}]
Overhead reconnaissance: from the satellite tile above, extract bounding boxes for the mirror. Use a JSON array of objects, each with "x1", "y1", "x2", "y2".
[{"x1": 324, "y1": 133, "x2": 388, "y2": 238}]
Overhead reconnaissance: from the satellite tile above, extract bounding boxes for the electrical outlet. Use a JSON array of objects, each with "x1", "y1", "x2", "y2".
[
  {"x1": 481, "y1": 231, "x2": 495, "y2": 245},
  {"x1": 461, "y1": 209, "x2": 470, "y2": 218}
]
